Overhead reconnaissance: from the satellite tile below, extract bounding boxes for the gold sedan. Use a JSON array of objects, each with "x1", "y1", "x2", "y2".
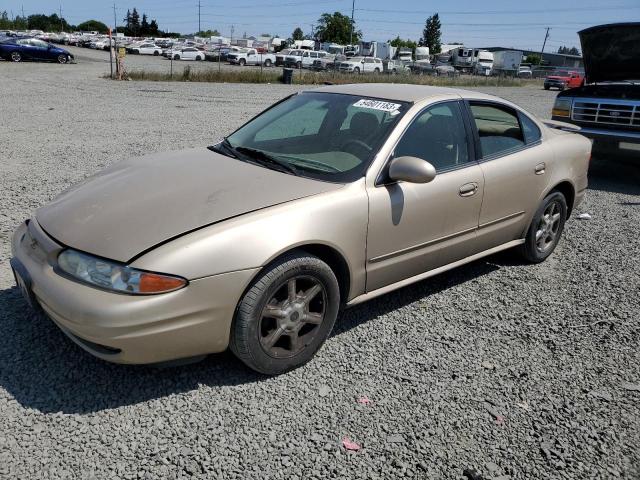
[{"x1": 11, "y1": 84, "x2": 591, "y2": 374}]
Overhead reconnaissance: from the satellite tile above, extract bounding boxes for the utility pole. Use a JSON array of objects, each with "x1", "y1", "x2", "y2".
[
  {"x1": 198, "y1": 0, "x2": 201, "y2": 34},
  {"x1": 541, "y1": 27, "x2": 550, "y2": 55},
  {"x1": 230, "y1": 24, "x2": 234, "y2": 43},
  {"x1": 59, "y1": 5, "x2": 63, "y2": 32},
  {"x1": 113, "y1": 3, "x2": 119, "y2": 76},
  {"x1": 349, "y1": 0, "x2": 355, "y2": 45},
  {"x1": 22, "y1": 5, "x2": 27, "y2": 29}
]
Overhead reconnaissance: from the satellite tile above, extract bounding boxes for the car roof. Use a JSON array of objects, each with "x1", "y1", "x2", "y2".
[{"x1": 308, "y1": 83, "x2": 503, "y2": 104}]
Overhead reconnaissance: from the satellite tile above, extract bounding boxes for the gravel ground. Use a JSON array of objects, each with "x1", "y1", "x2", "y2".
[{"x1": 1, "y1": 50, "x2": 639, "y2": 480}]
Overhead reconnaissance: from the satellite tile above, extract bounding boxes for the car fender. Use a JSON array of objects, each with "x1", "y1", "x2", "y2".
[{"x1": 131, "y1": 180, "x2": 369, "y2": 301}]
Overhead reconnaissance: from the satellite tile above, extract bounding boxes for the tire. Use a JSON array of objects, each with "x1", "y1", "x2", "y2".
[
  {"x1": 544, "y1": 84, "x2": 550, "y2": 90},
  {"x1": 196, "y1": 55, "x2": 202, "y2": 61},
  {"x1": 133, "y1": 49, "x2": 139, "y2": 54},
  {"x1": 57, "y1": 54, "x2": 67, "y2": 64},
  {"x1": 230, "y1": 252, "x2": 340, "y2": 375},
  {"x1": 174, "y1": 54, "x2": 180, "y2": 60},
  {"x1": 374, "y1": 67, "x2": 380, "y2": 74},
  {"x1": 519, "y1": 191, "x2": 568, "y2": 263},
  {"x1": 264, "y1": 59, "x2": 272, "y2": 67},
  {"x1": 153, "y1": 51, "x2": 159, "y2": 56},
  {"x1": 353, "y1": 67, "x2": 360, "y2": 74},
  {"x1": 10, "y1": 51, "x2": 22, "y2": 62},
  {"x1": 296, "y1": 61, "x2": 302, "y2": 69}
]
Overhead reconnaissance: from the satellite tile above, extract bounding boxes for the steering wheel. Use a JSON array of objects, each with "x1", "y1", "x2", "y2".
[{"x1": 342, "y1": 139, "x2": 373, "y2": 153}]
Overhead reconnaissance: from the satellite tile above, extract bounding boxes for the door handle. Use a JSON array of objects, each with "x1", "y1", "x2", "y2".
[
  {"x1": 535, "y1": 162, "x2": 546, "y2": 175},
  {"x1": 459, "y1": 182, "x2": 478, "y2": 197}
]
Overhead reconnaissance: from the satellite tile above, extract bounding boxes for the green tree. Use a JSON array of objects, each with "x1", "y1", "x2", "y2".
[
  {"x1": 292, "y1": 27, "x2": 304, "y2": 41},
  {"x1": 525, "y1": 54, "x2": 541, "y2": 65},
  {"x1": 149, "y1": 20, "x2": 159, "y2": 36},
  {"x1": 123, "y1": 9, "x2": 131, "y2": 30},
  {"x1": 76, "y1": 20, "x2": 109, "y2": 34},
  {"x1": 196, "y1": 29, "x2": 221, "y2": 37},
  {"x1": 390, "y1": 36, "x2": 417, "y2": 51},
  {"x1": 140, "y1": 14, "x2": 149, "y2": 35},
  {"x1": 130, "y1": 8, "x2": 140, "y2": 35},
  {"x1": 419, "y1": 13, "x2": 441, "y2": 54},
  {"x1": 315, "y1": 12, "x2": 360, "y2": 44}
]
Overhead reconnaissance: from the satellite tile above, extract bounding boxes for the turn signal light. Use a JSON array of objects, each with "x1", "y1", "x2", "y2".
[{"x1": 139, "y1": 273, "x2": 187, "y2": 294}]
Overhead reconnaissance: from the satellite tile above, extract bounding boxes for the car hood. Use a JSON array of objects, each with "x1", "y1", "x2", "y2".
[
  {"x1": 35, "y1": 148, "x2": 342, "y2": 262},
  {"x1": 546, "y1": 75, "x2": 568, "y2": 81},
  {"x1": 579, "y1": 22, "x2": 640, "y2": 84}
]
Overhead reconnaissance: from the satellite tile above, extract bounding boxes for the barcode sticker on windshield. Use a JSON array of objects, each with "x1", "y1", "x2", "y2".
[{"x1": 353, "y1": 99, "x2": 401, "y2": 113}]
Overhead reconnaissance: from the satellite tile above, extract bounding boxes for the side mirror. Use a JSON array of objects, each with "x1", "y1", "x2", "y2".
[{"x1": 388, "y1": 156, "x2": 437, "y2": 184}]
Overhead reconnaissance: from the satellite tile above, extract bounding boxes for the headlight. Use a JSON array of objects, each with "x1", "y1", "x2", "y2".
[
  {"x1": 57, "y1": 249, "x2": 187, "y2": 295},
  {"x1": 552, "y1": 98, "x2": 572, "y2": 117}
]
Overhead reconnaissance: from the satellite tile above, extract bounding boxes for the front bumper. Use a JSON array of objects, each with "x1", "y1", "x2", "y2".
[
  {"x1": 11, "y1": 220, "x2": 259, "y2": 364},
  {"x1": 552, "y1": 116, "x2": 640, "y2": 145}
]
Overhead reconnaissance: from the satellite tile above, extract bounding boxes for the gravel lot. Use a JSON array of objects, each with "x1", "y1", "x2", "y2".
[{"x1": 1, "y1": 48, "x2": 639, "y2": 480}]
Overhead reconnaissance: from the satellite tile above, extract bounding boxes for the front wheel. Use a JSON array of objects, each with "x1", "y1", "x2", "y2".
[
  {"x1": 173, "y1": 54, "x2": 180, "y2": 60},
  {"x1": 153, "y1": 50, "x2": 159, "y2": 56},
  {"x1": 57, "y1": 54, "x2": 68, "y2": 64},
  {"x1": 353, "y1": 67, "x2": 360, "y2": 74},
  {"x1": 10, "y1": 51, "x2": 22, "y2": 62},
  {"x1": 296, "y1": 61, "x2": 302, "y2": 69},
  {"x1": 230, "y1": 252, "x2": 340, "y2": 375},
  {"x1": 264, "y1": 58, "x2": 272, "y2": 67},
  {"x1": 239, "y1": 58, "x2": 246, "y2": 66},
  {"x1": 544, "y1": 84, "x2": 550, "y2": 90},
  {"x1": 519, "y1": 191, "x2": 567, "y2": 263}
]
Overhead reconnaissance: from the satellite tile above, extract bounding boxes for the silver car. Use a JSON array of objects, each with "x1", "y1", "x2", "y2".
[{"x1": 11, "y1": 84, "x2": 591, "y2": 374}]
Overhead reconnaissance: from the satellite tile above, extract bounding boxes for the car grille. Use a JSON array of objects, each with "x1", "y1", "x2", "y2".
[{"x1": 572, "y1": 98, "x2": 640, "y2": 128}]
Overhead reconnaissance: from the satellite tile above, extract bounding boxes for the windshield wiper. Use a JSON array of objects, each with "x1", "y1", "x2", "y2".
[
  {"x1": 208, "y1": 137, "x2": 237, "y2": 158},
  {"x1": 234, "y1": 147, "x2": 299, "y2": 175}
]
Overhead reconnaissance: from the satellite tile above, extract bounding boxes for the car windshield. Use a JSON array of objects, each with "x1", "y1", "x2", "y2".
[{"x1": 220, "y1": 92, "x2": 409, "y2": 182}]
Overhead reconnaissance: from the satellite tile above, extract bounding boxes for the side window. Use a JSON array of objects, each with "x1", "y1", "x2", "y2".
[
  {"x1": 518, "y1": 112, "x2": 541, "y2": 144},
  {"x1": 254, "y1": 99, "x2": 328, "y2": 141},
  {"x1": 394, "y1": 101, "x2": 470, "y2": 172},
  {"x1": 469, "y1": 102, "x2": 525, "y2": 158}
]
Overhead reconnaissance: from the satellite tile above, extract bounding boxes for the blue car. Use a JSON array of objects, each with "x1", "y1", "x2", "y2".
[{"x1": 0, "y1": 36, "x2": 74, "y2": 63}]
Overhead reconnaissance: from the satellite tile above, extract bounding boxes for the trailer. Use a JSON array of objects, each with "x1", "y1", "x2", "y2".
[{"x1": 492, "y1": 50, "x2": 524, "y2": 77}]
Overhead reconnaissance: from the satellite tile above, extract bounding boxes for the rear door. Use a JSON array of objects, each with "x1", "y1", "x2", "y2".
[{"x1": 465, "y1": 100, "x2": 551, "y2": 252}]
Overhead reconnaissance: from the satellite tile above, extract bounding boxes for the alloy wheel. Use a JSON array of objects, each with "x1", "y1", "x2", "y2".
[
  {"x1": 259, "y1": 275, "x2": 326, "y2": 359},
  {"x1": 11, "y1": 51, "x2": 21, "y2": 62},
  {"x1": 535, "y1": 200, "x2": 562, "y2": 253}
]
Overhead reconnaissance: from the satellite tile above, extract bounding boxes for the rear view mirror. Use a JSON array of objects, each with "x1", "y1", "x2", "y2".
[{"x1": 388, "y1": 156, "x2": 437, "y2": 184}]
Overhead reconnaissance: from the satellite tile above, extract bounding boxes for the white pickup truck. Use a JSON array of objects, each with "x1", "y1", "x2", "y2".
[{"x1": 227, "y1": 48, "x2": 276, "y2": 67}]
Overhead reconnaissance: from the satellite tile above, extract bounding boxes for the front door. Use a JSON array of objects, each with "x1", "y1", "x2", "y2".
[{"x1": 366, "y1": 101, "x2": 484, "y2": 292}]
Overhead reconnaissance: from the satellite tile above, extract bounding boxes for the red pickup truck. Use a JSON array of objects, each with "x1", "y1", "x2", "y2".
[{"x1": 544, "y1": 70, "x2": 584, "y2": 90}]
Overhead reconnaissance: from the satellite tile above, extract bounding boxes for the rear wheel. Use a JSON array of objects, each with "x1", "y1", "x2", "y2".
[
  {"x1": 10, "y1": 51, "x2": 22, "y2": 62},
  {"x1": 264, "y1": 58, "x2": 272, "y2": 67},
  {"x1": 196, "y1": 55, "x2": 202, "y2": 61},
  {"x1": 544, "y1": 84, "x2": 550, "y2": 90},
  {"x1": 230, "y1": 252, "x2": 340, "y2": 375},
  {"x1": 374, "y1": 67, "x2": 380, "y2": 74},
  {"x1": 296, "y1": 61, "x2": 302, "y2": 69},
  {"x1": 153, "y1": 50, "x2": 159, "y2": 56},
  {"x1": 519, "y1": 191, "x2": 567, "y2": 263},
  {"x1": 353, "y1": 66, "x2": 360, "y2": 74}
]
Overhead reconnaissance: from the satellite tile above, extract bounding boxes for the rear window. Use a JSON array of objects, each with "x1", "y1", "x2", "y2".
[{"x1": 469, "y1": 102, "x2": 525, "y2": 158}]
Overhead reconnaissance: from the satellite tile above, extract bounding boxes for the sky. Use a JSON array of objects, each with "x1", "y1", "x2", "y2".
[{"x1": 4, "y1": 0, "x2": 640, "y2": 52}]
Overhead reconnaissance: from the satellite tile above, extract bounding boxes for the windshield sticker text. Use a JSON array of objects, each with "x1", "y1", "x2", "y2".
[{"x1": 353, "y1": 99, "x2": 402, "y2": 113}]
